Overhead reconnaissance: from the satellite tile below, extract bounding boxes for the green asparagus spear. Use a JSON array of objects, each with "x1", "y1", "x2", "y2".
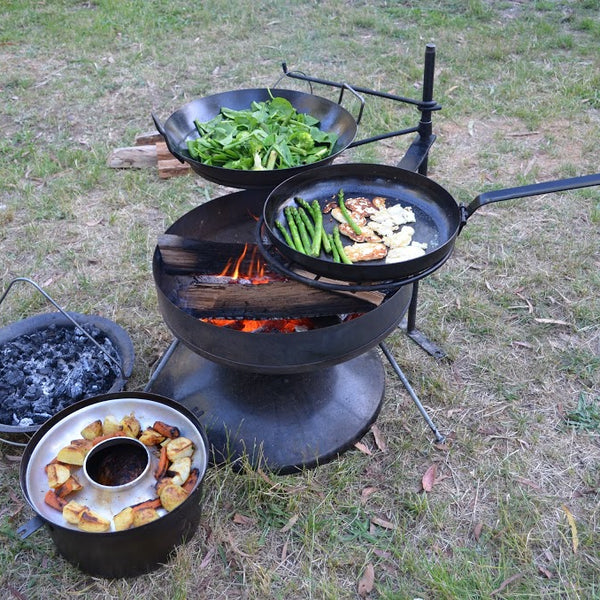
[
  {"x1": 275, "y1": 220, "x2": 296, "y2": 250},
  {"x1": 297, "y1": 207, "x2": 315, "y2": 238},
  {"x1": 291, "y1": 207, "x2": 312, "y2": 254},
  {"x1": 285, "y1": 207, "x2": 304, "y2": 253},
  {"x1": 329, "y1": 233, "x2": 340, "y2": 262},
  {"x1": 309, "y1": 199, "x2": 322, "y2": 257},
  {"x1": 337, "y1": 189, "x2": 362, "y2": 235},
  {"x1": 332, "y1": 225, "x2": 352, "y2": 264}
]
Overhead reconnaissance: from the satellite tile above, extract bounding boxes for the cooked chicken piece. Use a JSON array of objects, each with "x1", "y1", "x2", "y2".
[
  {"x1": 338, "y1": 223, "x2": 382, "y2": 243},
  {"x1": 385, "y1": 244, "x2": 427, "y2": 263},
  {"x1": 369, "y1": 220, "x2": 397, "y2": 238},
  {"x1": 345, "y1": 196, "x2": 378, "y2": 218},
  {"x1": 382, "y1": 226, "x2": 416, "y2": 249},
  {"x1": 372, "y1": 196, "x2": 387, "y2": 210},
  {"x1": 344, "y1": 242, "x2": 388, "y2": 262},
  {"x1": 330, "y1": 207, "x2": 367, "y2": 227},
  {"x1": 370, "y1": 204, "x2": 415, "y2": 227}
]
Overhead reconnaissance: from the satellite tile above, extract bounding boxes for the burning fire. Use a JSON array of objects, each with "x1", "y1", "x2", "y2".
[
  {"x1": 217, "y1": 244, "x2": 270, "y2": 284},
  {"x1": 202, "y1": 244, "x2": 317, "y2": 333}
]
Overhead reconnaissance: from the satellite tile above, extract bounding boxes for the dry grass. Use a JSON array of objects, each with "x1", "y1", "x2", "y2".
[{"x1": 1, "y1": 1, "x2": 600, "y2": 598}]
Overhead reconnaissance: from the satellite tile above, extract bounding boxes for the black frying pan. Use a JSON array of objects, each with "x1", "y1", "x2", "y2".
[
  {"x1": 152, "y1": 88, "x2": 358, "y2": 189},
  {"x1": 262, "y1": 163, "x2": 600, "y2": 283}
]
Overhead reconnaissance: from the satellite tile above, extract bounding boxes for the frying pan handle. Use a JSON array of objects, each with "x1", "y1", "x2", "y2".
[
  {"x1": 151, "y1": 113, "x2": 185, "y2": 164},
  {"x1": 17, "y1": 515, "x2": 45, "y2": 539},
  {"x1": 465, "y1": 173, "x2": 600, "y2": 219}
]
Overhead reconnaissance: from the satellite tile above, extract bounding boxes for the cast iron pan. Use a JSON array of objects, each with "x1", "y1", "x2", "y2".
[
  {"x1": 152, "y1": 88, "x2": 358, "y2": 189},
  {"x1": 262, "y1": 163, "x2": 600, "y2": 283}
]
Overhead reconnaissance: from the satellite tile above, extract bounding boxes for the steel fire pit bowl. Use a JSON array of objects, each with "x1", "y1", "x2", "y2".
[
  {"x1": 18, "y1": 392, "x2": 209, "y2": 578},
  {"x1": 0, "y1": 312, "x2": 135, "y2": 435}
]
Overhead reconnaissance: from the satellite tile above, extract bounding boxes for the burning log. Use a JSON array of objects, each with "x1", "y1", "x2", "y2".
[{"x1": 158, "y1": 233, "x2": 385, "y2": 319}]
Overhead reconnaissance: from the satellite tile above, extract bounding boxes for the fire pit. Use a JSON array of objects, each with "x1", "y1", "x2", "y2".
[{"x1": 0, "y1": 279, "x2": 135, "y2": 437}]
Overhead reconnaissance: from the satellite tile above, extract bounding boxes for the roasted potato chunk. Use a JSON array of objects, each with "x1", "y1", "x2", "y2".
[
  {"x1": 165, "y1": 437, "x2": 194, "y2": 461},
  {"x1": 80, "y1": 419, "x2": 103, "y2": 440},
  {"x1": 138, "y1": 427, "x2": 166, "y2": 446},
  {"x1": 102, "y1": 415, "x2": 123, "y2": 436},
  {"x1": 167, "y1": 456, "x2": 191, "y2": 487},
  {"x1": 113, "y1": 506, "x2": 134, "y2": 531},
  {"x1": 46, "y1": 463, "x2": 71, "y2": 489},
  {"x1": 56, "y1": 440, "x2": 93, "y2": 466},
  {"x1": 159, "y1": 483, "x2": 189, "y2": 512},
  {"x1": 62, "y1": 500, "x2": 87, "y2": 525},
  {"x1": 120, "y1": 413, "x2": 141, "y2": 438},
  {"x1": 78, "y1": 508, "x2": 111, "y2": 532},
  {"x1": 132, "y1": 507, "x2": 160, "y2": 527}
]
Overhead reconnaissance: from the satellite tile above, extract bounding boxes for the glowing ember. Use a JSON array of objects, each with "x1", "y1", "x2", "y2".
[{"x1": 203, "y1": 318, "x2": 317, "y2": 333}]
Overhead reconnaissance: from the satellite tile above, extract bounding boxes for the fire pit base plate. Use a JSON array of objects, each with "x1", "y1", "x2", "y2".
[{"x1": 146, "y1": 341, "x2": 385, "y2": 474}]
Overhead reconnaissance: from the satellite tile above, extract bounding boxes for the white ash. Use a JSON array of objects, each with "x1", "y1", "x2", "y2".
[{"x1": 0, "y1": 323, "x2": 120, "y2": 427}]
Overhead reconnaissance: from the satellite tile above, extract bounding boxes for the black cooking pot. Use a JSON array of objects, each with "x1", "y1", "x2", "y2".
[
  {"x1": 152, "y1": 87, "x2": 359, "y2": 189},
  {"x1": 0, "y1": 311, "x2": 134, "y2": 435},
  {"x1": 18, "y1": 392, "x2": 209, "y2": 578},
  {"x1": 262, "y1": 163, "x2": 600, "y2": 282}
]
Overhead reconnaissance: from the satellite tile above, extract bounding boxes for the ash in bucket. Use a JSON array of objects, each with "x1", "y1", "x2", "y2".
[{"x1": 0, "y1": 323, "x2": 120, "y2": 427}]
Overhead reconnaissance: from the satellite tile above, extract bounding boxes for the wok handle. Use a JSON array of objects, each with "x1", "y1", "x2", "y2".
[
  {"x1": 337, "y1": 83, "x2": 365, "y2": 125},
  {"x1": 465, "y1": 173, "x2": 600, "y2": 219},
  {"x1": 151, "y1": 113, "x2": 185, "y2": 164}
]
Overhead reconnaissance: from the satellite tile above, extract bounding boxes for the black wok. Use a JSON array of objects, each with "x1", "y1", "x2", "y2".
[
  {"x1": 152, "y1": 88, "x2": 358, "y2": 189},
  {"x1": 262, "y1": 163, "x2": 600, "y2": 283}
]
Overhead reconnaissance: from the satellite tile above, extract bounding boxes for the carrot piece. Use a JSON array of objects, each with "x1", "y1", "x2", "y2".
[
  {"x1": 44, "y1": 490, "x2": 68, "y2": 511},
  {"x1": 154, "y1": 445, "x2": 169, "y2": 480},
  {"x1": 152, "y1": 420, "x2": 180, "y2": 439},
  {"x1": 56, "y1": 475, "x2": 83, "y2": 498},
  {"x1": 182, "y1": 468, "x2": 200, "y2": 494},
  {"x1": 130, "y1": 497, "x2": 162, "y2": 511},
  {"x1": 91, "y1": 431, "x2": 128, "y2": 446}
]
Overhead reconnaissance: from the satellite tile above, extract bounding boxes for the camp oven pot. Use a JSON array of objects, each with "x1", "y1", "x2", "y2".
[{"x1": 18, "y1": 392, "x2": 209, "y2": 578}]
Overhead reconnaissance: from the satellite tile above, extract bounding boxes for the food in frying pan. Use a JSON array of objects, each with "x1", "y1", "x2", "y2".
[
  {"x1": 186, "y1": 94, "x2": 339, "y2": 171},
  {"x1": 42, "y1": 413, "x2": 198, "y2": 532},
  {"x1": 275, "y1": 189, "x2": 427, "y2": 263}
]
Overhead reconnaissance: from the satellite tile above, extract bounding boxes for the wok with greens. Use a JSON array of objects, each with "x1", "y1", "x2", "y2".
[{"x1": 187, "y1": 95, "x2": 339, "y2": 171}]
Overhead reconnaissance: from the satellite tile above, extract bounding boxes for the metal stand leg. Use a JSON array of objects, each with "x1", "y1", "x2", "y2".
[
  {"x1": 403, "y1": 282, "x2": 446, "y2": 359},
  {"x1": 380, "y1": 341, "x2": 446, "y2": 443}
]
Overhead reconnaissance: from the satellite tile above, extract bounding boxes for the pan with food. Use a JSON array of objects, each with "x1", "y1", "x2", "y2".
[{"x1": 262, "y1": 163, "x2": 600, "y2": 283}]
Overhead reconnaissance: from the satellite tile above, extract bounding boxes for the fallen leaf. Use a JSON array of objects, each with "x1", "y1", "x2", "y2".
[
  {"x1": 514, "y1": 477, "x2": 542, "y2": 491},
  {"x1": 421, "y1": 464, "x2": 437, "y2": 492},
  {"x1": 357, "y1": 563, "x2": 375, "y2": 597},
  {"x1": 562, "y1": 505, "x2": 579, "y2": 554},
  {"x1": 232, "y1": 513, "x2": 254, "y2": 526},
  {"x1": 538, "y1": 565, "x2": 553, "y2": 579},
  {"x1": 280, "y1": 514, "x2": 299, "y2": 533},
  {"x1": 360, "y1": 487, "x2": 378, "y2": 504},
  {"x1": 490, "y1": 572, "x2": 524, "y2": 596},
  {"x1": 534, "y1": 318, "x2": 571, "y2": 326},
  {"x1": 473, "y1": 522, "x2": 483, "y2": 541},
  {"x1": 354, "y1": 441, "x2": 372, "y2": 455},
  {"x1": 370, "y1": 515, "x2": 396, "y2": 530},
  {"x1": 371, "y1": 424, "x2": 387, "y2": 452}
]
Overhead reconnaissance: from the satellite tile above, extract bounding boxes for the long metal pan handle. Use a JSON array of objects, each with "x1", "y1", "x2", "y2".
[
  {"x1": 465, "y1": 173, "x2": 600, "y2": 219},
  {"x1": 151, "y1": 113, "x2": 185, "y2": 163}
]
